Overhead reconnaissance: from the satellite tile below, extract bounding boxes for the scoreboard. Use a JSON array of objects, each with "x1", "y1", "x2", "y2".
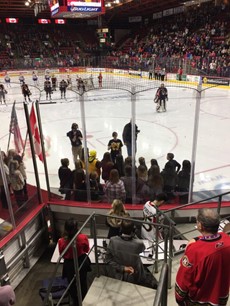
[
  {"x1": 49, "y1": 0, "x2": 105, "y2": 18},
  {"x1": 97, "y1": 28, "x2": 111, "y2": 46}
]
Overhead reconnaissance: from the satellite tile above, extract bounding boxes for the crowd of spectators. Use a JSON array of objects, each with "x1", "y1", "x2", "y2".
[
  {"x1": 107, "y1": 3, "x2": 230, "y2": 76},
  {"x1": 0, "y1": 150, "x2": 28, "y2": 209},
  {"x1": 0, "y1": 2, "x2": 229, "y2": 76},
  {"x1": 0, "y1": 24, "x2": 86, "y2": 69},
  {"x1": 58, "y1": 146, "x2": 191, "y2": 205}
]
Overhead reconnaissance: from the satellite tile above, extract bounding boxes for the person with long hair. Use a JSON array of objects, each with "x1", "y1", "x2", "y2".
[
  {"x1": 147, "y1": 165, "x2": 164, "y2": 200},
  {"x1": 106, "y1": 199, "x2": 130, "y2": 238},
  {"x1": 58, "y1": 218, "x2": 91, "y2": 306},
  {"x1": 148, "y1": 159, "x2": 160, "y2": 178},
  {"x1": 177, "y1": 159, "x2": 191, "y2": 204},
  {"x1": 100, "y1": 152, "x2": 114, "y2": 183},
  {"x1": 161, "y1": 161, "x2": 178, "y2": 198},
  {"x1": 114, "y1": 154, "x2": 125, "y2": 177},
  {"x1": 9, "y1": 160, "x2": 25, "y2": 207},
  {"x1": 138, "y1": 157, "x2": 147, "y2": 171},
  {"x1": 177, "y1": 160, "x2": 191, "y2": 192},
  {"x1": 120, "y1": 165, "x2": 133, "y2": 203},
  {"x1": 0, "y1": 151, "x2": 10, "y2": 209},
  {"x1": 104, "y1": 169, "x2": 126, "y2": 203},
  {"x1": 72, "y1": 160, "x2": 86, "y2": 201}
]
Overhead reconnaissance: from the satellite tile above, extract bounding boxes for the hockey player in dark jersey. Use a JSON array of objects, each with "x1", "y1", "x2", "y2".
[
  {"x1": 77, "y1": 77, "x2": 85, "y2": 93},
  {"x1": 51, "y1": 75, "x2": 57, "y2": 91},
  {"x1": 0, "y1": 84, "x2": 7, "y2": 105},
  {"x1": 59, "y1": 79, "x2": 68, "y2": 99},
  {"x1": 44, "y1": 80, "x2": 52, "y2": 100},
  {"x1": 154, "y1": 83, "x2": 168, "y2": 112},
  {"x1": 21, "y1": 82, "x2": 31, "y2": 102}
]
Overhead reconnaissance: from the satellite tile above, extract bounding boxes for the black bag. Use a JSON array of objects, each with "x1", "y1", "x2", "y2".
[{"x1": 39, "y1": 277, "x2": 69, "y2": 301}]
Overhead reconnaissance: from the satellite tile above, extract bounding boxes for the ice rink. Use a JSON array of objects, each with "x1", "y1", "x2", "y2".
[{"x1": 1, "y1": 73, "x2": 230, "y2": 198}]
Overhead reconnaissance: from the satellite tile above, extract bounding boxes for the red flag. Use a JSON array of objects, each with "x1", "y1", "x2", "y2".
[
  {"x1": 9, "y1": 102, "x2": 24, "y2": 153},
  {"x1": 29, "y1": 103, "x2": 43, "y2": 162}
]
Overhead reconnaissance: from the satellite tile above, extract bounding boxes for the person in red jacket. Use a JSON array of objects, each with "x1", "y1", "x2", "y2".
[
  {"x1": 175, "y1": 208, "x2": 230, "y2": 306},
  {"x1": 58, "y1": 218, "x2": 91, "y2": 306}
]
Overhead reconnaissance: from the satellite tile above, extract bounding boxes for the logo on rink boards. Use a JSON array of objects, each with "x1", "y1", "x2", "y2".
[{"x1": 202, "y1": 77, "x2": 229, "y2": 86}]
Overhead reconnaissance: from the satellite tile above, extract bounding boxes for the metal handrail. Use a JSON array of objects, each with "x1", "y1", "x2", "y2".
[
  {"x1": 43, "y1": 212, "x2": 176, "y2": 305},
  {"x1": 153, "y1": 263, "x2": 169, "y2": 306},
  {"x1": 164, "y1": 190, "x2": 230, "y2": 214},
  {"x1": 43, "y1": 212, "x2": 95, "y2": 306}
]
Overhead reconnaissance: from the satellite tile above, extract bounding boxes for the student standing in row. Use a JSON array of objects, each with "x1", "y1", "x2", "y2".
[{"x1": 107, "y1": 132, "x2": 123, "y2": 163}]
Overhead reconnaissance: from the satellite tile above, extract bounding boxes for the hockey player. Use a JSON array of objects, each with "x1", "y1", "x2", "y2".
[
  {"x1": 141, "y1": 193, "x2": 168, "y2": 241},
  {"x1": 98, "y1": 72, "x2": 102, "y2": 88},
  {"x1": 89, "y1": 74, "x2": 95, "y2": 89},
  {"x1": 0, "y1": 84, "x2": 7, "y2": 105},
  {"x1": 19, "y1": 73, "x2": 25, "y2": 85},
  {"x1": 44, "y1": 70, "x2": 51, "y2": 81},
  {"x1": 44, "y1": 80, "x2": 52, "y2": 100},
  {"x1": 32, "y1": 71, "x2": 39, "y2": 86},
  {"x1": 59, "y1": 79, "x2": 68, "y2": 99},
  {"x1": 21, "y1": 82, "x2": 31, "y2": 103},
  {"x1": 51, "y1": 75, "x2": 57, "y2": 91},
  {"x1": 67, "y1": 74, "x2": 72, "y2": 89},
  {"x1": 154, "y1": 83, "x2": 168, "y2": 112},
  {"x1": 4, "y1": 73, "x2": 11, "y2": 88},
  {"x1": 77, "y1": 77, "x2": 85, "y2": 92},
  {"x1": 76, "y1": 75, "x2": 80, "y2": 86}
]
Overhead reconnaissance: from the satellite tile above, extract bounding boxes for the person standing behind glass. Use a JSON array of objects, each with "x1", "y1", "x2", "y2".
[
  {"x1": 122, "y1": 120, "x2": 140, "y2": 157},
  {"x1": 67, "y1": 123, "x2": 83, "y2": 163},
  {"x1": 58, "y1": 158, "x2": 72, "y2": 200},
  {"x1": 107, "y1": 132, "x2": 123, "y2": 164}
]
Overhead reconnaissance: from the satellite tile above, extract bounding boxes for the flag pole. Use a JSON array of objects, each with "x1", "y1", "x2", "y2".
[
  {"x1": 35, "y1": 100, "x2": 51, "y2": 200},
  {"x1": 22, "y1": 131, "x2": 28, "y2": 159},
  {"x1": 23, "y1": 102, "x2": 43, "y2": 203},
  {"x1": 6, "y1": 101, "x2": 16, "y2": 152}
]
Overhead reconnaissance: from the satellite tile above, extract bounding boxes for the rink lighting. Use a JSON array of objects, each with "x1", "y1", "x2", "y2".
[{"x1": 25, "y1": 1, "x2": 30, "y2": 6}]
